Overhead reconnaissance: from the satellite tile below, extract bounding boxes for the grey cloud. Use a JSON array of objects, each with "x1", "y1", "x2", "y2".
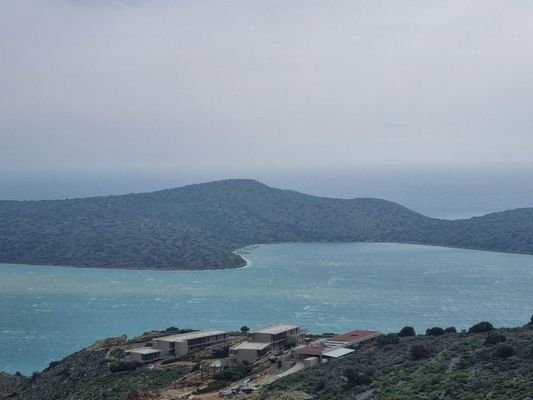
[{"x1": 1, "y1": 0, "x2": 532, "y2": 175}]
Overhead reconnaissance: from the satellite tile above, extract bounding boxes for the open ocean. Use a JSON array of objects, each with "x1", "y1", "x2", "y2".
[{"x1": 1, "y1": 242, "x2": 533, "y2": 375}]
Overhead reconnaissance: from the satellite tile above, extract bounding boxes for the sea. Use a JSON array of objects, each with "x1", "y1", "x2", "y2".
[{"x1": 1, "y1": 242, "x2": 533, "y2": 375}]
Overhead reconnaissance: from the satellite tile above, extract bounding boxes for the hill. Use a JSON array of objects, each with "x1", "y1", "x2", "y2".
[
  {"x1": 258, "y1": 324, "x2": 533, "y2": 400},
  {"x1": 0, "y1": 338, "x2": 189, "y2": 400},
  {"x1": 1, "y1": 179, "x2": 533, "y2": 269},
  {"x1": 1, "y1": 322, "x2": 532, "y2": 400}
]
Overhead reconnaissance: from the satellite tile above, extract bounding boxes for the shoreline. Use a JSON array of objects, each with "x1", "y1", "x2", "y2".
[
  {"x1": 1, "y1": 241, "x2": 533, "y2": 272},
  {"x1": 3, "y1": 322, "x2": 533, "y2": 377}
]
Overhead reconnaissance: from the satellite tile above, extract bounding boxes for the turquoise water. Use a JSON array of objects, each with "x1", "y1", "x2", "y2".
[{"x1": 1, "y1": 243, "x2": 533, "y2": 375}]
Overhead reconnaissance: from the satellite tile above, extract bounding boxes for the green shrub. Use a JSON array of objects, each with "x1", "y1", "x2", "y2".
[
  {"x1": 484, "y1": 333, "x2": 506, "y2": 345},
  {"x1": 410, "y1": 344, "x2": 432, "y2": 360},
  {"x1": 165, "y1": 326, "x2": 180, "y2": 332},
  {"x1": 444, "y1": 327, "x2": 457, "y2": 334},
  {"x1": 315, "y1": 378, "x2": 327, "y2": 391},
  {"x1": 468, "y1": 321, "x2": 494, "y2": 334},
  {"x1": 398, "y1": 326, "x2": 416, "y2": 337},
  {"x1": 47, "y1": 361, "x2": 61, "y2": 369},
  {"x1": 426, "y1": 327, "x2": 445, "y2": 336},
  {"x1": 526, "y1": 346, "x2": 533, "y2": 359},
  {"x1": 109, "y1": 361, "x2": 142, "y2": 373},
  {"x1": 343, "y1": 368, "x2": 372, "y2": 389},
  {"x1": 108, "y1": 348, "x2": 126, "y2": 359},
  {"x1": 377, "y1": 334, "x2": 399, "y2": 347},
  {"x1": 214, "y1": 365, "x2": 252, "y2": 382},
  {"x1": 495, "y1": 344, "x2": 515, "y2": 358}
]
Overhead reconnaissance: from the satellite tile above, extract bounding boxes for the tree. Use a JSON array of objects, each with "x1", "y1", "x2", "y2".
[
  {"x1": 109, "y1": 361, "x2": 142, "y2": 373},
  {"x1": 376, "y1": 333, "x2": 399, "y2": 347},
  {"x1": 165, "y1": 326, "x2": 180, "y2": 332},
  {"x1": 240, "y1": 326, "x2": 250, "y2": 334},
  {"x1": 398, "y1": 326, "x2": 416, "y2": 337},
  {"x1": 468, "y1": 321, "x2": 494, "y2": 334},
  {"x1": 314, "y1": 378, "x2": 327, "y2": 391},
  {"x1": 343, "y1": 368, "x2": 372, "y2": 389},
  {"x1": 410, "y1": 344, "x2": 432, "y2": 360},
  {"x1": 444, "y1": 326, "x2": 457, "y2": 334},
  {"x1": 495, "y1": 344, "x2": 515, "y2": 358},
  {"x1": 484, "y1": 333, "x2": 506, "y2": 345},
  {"x1": 426, "y1": 327, "x2": 445, "y2": 336}
]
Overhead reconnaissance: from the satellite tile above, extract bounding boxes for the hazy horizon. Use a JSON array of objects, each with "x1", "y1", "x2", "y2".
[
  {"x1": 2, "y1": 0, "x2": 533, "y2": 178},
  {"x1": 1, "y1": 166, "x2": 532, "y2": 220}
]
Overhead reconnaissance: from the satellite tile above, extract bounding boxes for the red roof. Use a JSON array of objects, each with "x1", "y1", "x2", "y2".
[
  {"x1": 328, "y1": 330, "x2": 380, "y2": 344},
  {"x1": 294, "y1": 343, "x2": 327, "y2": 356}
]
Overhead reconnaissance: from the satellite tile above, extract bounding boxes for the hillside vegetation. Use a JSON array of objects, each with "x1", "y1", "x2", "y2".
[
  {"x1": 2, "y1": 322, "x2": 532, "y2": 400},
  {"x1": 1, "y1": 179, "x2": 533, "y2": 269},
  {"x1": 0, "y1": 343, "x2": 188, "y2": 400},
  {"x1": 258, "y1": 324, "x2": 533, "y2": 400}
]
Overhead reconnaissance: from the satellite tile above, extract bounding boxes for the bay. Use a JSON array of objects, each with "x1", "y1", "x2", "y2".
[{"x1": 1, "y1": 243, "x2": 533, "y2": 375}]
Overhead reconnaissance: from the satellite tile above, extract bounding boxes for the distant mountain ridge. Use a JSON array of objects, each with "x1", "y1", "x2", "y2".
[{"x1": 1, "y1": 179, "x2": 532, "y2": 270}]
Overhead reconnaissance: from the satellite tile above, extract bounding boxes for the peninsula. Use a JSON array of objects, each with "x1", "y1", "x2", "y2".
[{"x1": 1, "y1": 179, "x2": 532, "y2": 270}]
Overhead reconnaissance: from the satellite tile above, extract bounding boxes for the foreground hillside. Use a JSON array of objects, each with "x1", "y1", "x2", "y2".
[
  {"x1": 1, "y1": 322, "x2": 532, "y2": 400},
  {"x1": 0, "y1": 336, "x2": 189, "y2": 400},
  {"x1": 1, "y1": 179, "x2": 533, "y2": 269},
  {"x1": 259, "y1": 324, "x2": 533, "y2": 400}
]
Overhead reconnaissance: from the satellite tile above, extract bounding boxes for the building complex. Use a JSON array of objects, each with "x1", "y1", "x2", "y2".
[
  {"x1": 152, "y1": 330, "x2": 228, "y2": 357},
  {"x1": 126, "y1": 324, "x2": 380, "y2": 371},
  {"x1": 230, "y1": 323, "x2": 305, "y2": 364},
  {"x1": 127, "y1": 330, "x2": 228, "y2": 363}
]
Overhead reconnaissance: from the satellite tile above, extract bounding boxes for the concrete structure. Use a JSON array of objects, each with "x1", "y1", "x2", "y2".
[
  {"x1": 294, "y1": 343, "x2": 355, "y2": 362},
  {"x1": 293, "y1": 343, "x2": 328, "y2": 360},
  {"x1": 303, "y1": 356, "x2": 320, "y2": 369},
  {"x1": 228, "y1": 323, "x2": 305, "y2": 365},
  {"x1": 230, "y1": 341, "x2": 272, "y2": 364},
  {"x1": 250, "y1": 324, "x2": 304, "y2": 350},
  {"x1": 294, "y1": 329, "x2": 379, "y2": 363},
  {"x1": 322, "y1": 347, "x2": 354, "y2": 359},
  {"x1": 126, "y1": 347, "x2": 162, "y2": 363},
  {"x1": 153, "y1": 330, "x2": 227, "y2": 357},
  {"x1": 324, "y1": 330, "x2": 380, "y2": 347}
]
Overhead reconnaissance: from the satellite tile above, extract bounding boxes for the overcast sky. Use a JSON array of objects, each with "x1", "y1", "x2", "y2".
[{"x1": 1, "y1": 0, "x2": 533, "y2": 176}]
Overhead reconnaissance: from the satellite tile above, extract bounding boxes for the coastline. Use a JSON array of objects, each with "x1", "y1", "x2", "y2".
[{"x1": 1, "y1": 241, "x2": 532, "y2": 273}]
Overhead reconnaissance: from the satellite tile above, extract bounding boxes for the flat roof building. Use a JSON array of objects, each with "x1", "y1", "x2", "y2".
[
  {"x1": 294, "y1": 343, "x2": 327, "y2": 360},
  {"x1": 153, "y1": 330, "x2": 228, "y2": 357},
  {"x1": 126, "y1": 347, "x2": 162, "y2": 363},
  {"x1": 230, "y1": 341, "x2": 272, "y2": 364},
  {"x1": 322, "y1": 347, "x2": 355, "y2": 359},
  {"x1": 324, "y1": 330, "x2": 380, "y2": 347},
  {"x1": 250, "y1": 324, "x2": 304, "y2": 350},
  {"x1": 294, "y1": 329, "x2": 379, "y2": 362}
]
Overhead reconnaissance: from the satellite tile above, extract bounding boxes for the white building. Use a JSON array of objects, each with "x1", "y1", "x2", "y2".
[
  {"x1": 249, "y1": 324, "x2": 304, "y2": 350},
  {"x1": 152, "y1": 330, "x2": 228, "y2": 357},
  {"x1": 230, "y1": 341, "x2": 272, "y2": 364},
  {"x1": 126, "y1": 347, "x2": 162, "y2": 363}
]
